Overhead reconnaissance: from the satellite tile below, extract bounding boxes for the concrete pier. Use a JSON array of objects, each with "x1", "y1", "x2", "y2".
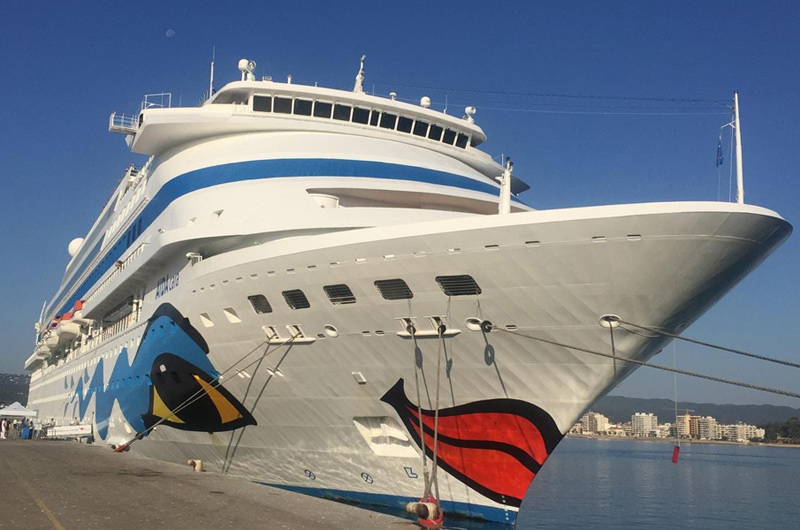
[{"x1": 0, "y1": 440, "x2": 415, "y2": 529}]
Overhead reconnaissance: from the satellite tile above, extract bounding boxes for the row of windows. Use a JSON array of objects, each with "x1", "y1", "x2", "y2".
[
  {"x1": 252, "y1": 95, "x2": 471, "y2": 149},
  {"x1": 246, "y1": 275, "x2": 481, "y2": 314}
]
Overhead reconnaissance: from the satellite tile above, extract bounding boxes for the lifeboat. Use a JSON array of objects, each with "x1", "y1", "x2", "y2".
[
  {"x1": 44, "y1": 332, "x2": 59, "y2": 349},
  {"x1": 71, "y1": 309, "x2": 94, "y2": 328},
  {"x1": 55, "y1": 320, "x2": 81, "y2": 341},
  {"x1": 34, "y1": 342, "x2": 51, "y2": 359}
]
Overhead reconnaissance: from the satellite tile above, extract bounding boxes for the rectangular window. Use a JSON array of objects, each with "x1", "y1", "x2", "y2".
[
  {"x1": 374, "y1": 279, "x2": 413, "y2": 300},
  {"x1": 283, "y1": 289, "x2": 311, "y2": 310},
  {"x1": 314, "y1": 101, "x2": 333, "y2": 118},
  {"x1": 333, "y1": 104, "x2": 352, "y2": 121},
  {"x1": 253, "y1": 96, "x2": 272, "y2": 112},
  {"x1": 323, "y1": 284, "x2": 357, "y2": 305},
  {"x1": 428, "y1": 124, "x2": 443, "y2": 141},
  {"x1": 442, "y1": 129, "x2": 457, "y2": 145},
  {"x1": 413, "y1": 120, "x2": 429, "y2": 137},
  {"x1": 247, "y1": 295, "x2": 272, "y2": 314},
  {"x1": 294, "y1": 99, "x2": 313, "y2": 116},
  {"x1": 352, "y1": 107, "x2": 370, "y2": 124},
  {"x1": 369, "y1": 110, "x2": 380, "y2": 126},
  {"x1": 435, "y1": 275, "x2": 482, "y2": 296},
  {"x1": 379, "y1": 113, "x2": 397, "y2": 129},
  {"x1": 455, "y1": 133, "x2": 469, "y2": 149},
  {"x1": 274, "y1": 97, "x2": 292, "y2": 114},
  {"x1": 397, "y1": 116, "x2": 413, "y2": 133}
]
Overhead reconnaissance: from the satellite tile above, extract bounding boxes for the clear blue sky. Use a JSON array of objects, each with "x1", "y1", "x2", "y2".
[{"x1": 1, "y1": 1, "x2": 798, "y2": 406}]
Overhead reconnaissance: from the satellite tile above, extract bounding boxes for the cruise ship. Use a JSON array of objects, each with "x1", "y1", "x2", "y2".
[{"x1": 25, "y1": 57, "x2": 791, "y2": 526}]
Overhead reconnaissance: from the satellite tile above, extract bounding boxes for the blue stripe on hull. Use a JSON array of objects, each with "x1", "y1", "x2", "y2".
[
  {"x1": 258, "y1": 482, "x2": 517, "y2": 527},
  {"x1": 52, "y1": 158, "x2": 519, "y2": 317}
]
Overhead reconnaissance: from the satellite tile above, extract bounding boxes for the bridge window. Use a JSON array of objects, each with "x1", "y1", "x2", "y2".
[
  {"x1": 413, "y1": 121, "x2": 429, "y2": 137},
  {"x1": 314, "y1": 101, "x2": 332, "y2": 118},
  {"x1": 294, "y1": 99, "x2": 313, "y2": 116},
  {"x1": 428, "y1": 124, "x2": 443, "y2": 141},
  {"x1": 370, "y1": 110, "x2": 380, "y2": 126},
  {"x1": 456, "y1": 133, "x2": 469, "y2": 149},
  {"x1": 253, "y1": 95, "x2": 272, "y2": 112},
  {"x1": 379, "y1": 112, "x2": 397, "y2": 130},
  {"x1": 274, "y1": 97, "x2": 292, "y2": 114},
  {"x1": 333, "y1": 104, "x2": 352, "y2": 121},
  {"x1": 397, "y1": 116, "x2": 413, "y2": 133},
  {"x1": 352, "y1": 107, "x2": 370, "y2": 124},
  {"x1": 442, "y1": 129, "x2": 457, "y2": 145}
]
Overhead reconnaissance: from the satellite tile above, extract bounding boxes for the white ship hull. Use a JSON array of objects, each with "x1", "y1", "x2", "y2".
[{"x1": 29, "y1": 200, "x2": 789, "y2": 523}]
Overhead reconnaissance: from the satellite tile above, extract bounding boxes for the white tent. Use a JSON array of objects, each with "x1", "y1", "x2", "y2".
[{"x1": 0, "y1": 401, "x2": 37, "y2": 418}]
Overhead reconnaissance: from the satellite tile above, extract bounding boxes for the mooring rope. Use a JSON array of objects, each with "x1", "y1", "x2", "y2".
[
  {"x1": 409, "y1": 326, "x2": 431, "y2": 497},
  {"x1": 617, "y1": 319, "x2": 800, "y2": 369},
  {"x1": 430, "y1": 323, "x2": 446, "y2": 509},
  {"x1": 491, "y1": 324, "x2": 800, "y2": 399}
]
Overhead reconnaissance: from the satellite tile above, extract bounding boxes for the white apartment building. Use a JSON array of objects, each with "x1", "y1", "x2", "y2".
[
  {"x1": 580, "y1": 412, "x2": 610, "y2": 434},
  {"x1": 697, "y1": 416, "x2": 718, "y2": 440},
  {"x1": 631, "y1": 412, "x2": 659, "y2": 437},
  {"x1": 722, "y1": 423, "x2": 766, "y2": 442}
]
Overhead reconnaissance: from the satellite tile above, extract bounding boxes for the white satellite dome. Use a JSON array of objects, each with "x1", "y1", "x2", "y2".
[{"x1": 68, "y1": 238, "x2": 84, "y2": 257}]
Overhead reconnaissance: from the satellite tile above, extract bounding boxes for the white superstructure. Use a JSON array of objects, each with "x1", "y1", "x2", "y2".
[{"x1": 25, "y1": 58, "x2": 791, "y2": 525}]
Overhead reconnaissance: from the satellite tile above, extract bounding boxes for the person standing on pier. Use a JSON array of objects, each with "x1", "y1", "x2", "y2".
[{"x1": 1, "y1": 418, "x2": 7, "y2": 439}]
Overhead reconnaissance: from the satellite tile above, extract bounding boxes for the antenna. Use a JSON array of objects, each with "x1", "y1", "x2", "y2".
[
  {"x1": 495, "y1": 158, "x2": 513, "y2": 215},
  {"x1": 208, "y1": 46, "x2": 216, "y2": 101},
  {"x1": 733, "y1": 91, "x2": 744, "y2": 204}
]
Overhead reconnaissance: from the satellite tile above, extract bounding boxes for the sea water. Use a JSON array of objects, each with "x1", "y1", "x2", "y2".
[{"x1": 515, "y1": 437, "x2": 800, "y2": 529}]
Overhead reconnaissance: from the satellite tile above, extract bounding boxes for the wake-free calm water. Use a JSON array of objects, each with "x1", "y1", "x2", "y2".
[{"x1": 514, "y1": 437, "x2": 800, "y2": 529}]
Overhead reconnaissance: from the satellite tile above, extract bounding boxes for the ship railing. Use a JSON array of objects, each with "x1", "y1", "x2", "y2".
[
  {"x1": 84, "y1": 242, "x2": 147, "y2": 307},
  {"x1": 140, "y1": 92, "x2": 172, "y2": 112},
  {"x1": 109, "y1": 112, "x2": 139, "y2": 134},
  {"x1": 100, "y1": 313, "x2": 135, "y2": 343},
  {"x1": 81, "y1": 305, "x2": 141, "y2": 352}
]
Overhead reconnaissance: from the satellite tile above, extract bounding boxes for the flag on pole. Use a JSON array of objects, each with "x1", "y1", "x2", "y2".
[{"x1": 716, "y1": 137, "x2": 724, "y2": 167}]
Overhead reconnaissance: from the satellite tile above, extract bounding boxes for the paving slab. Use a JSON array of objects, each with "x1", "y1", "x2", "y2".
[{"x1": 0, "y1": 440, "x2": 417, "y2": 529}]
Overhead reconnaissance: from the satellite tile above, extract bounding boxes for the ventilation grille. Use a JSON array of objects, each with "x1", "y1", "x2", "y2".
[
  {"x1": 247, "y1": 295, "x2": 272, "y2": 314},
  {"x1": 374, "y1": 279, "x2": 414, "y2": 300},
  {"x1": 282, "y1": 289, "x2": 311, "y2": 310},
  {"x1": 435, "y1": 275, "x2": 482, "y2": 296},
  {"x1": 324, "y1": 284, "x2": 357, "y2": 305}
]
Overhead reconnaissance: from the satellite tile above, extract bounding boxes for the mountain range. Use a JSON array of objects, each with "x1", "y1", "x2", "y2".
[{"x1": 593, "y1": 395, "x2": 800, "y2": 426}]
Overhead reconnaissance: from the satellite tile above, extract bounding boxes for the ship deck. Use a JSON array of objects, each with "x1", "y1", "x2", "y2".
[{"x1": 0, "y1": 440, "x2": 414, "y2": 529}]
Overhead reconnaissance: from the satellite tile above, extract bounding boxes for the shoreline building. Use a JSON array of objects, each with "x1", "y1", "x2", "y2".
[
  {"x1": 631, "y1": 413, "x2": 658, "y2": 437},
  {"x1": 580, "y1": 412, "x2": 610, "y2": 435}
]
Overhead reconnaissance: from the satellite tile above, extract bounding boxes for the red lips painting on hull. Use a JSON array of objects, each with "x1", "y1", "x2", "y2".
[{"x1": 381, "y1": 379, "x2": 564, "y2": 507}]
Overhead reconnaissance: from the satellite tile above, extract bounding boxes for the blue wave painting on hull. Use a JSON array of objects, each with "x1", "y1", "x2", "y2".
[{"x1": 66, "y1": 303, "x2": 256, "y2": 440}]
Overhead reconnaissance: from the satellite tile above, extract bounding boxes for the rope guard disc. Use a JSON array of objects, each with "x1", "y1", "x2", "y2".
[
  {"x1": 480, "y1": 320, "x2": 493, "y2": 333},
  {"x1": 599, "y1": 314, "x2": 621, "y2": 328}
]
